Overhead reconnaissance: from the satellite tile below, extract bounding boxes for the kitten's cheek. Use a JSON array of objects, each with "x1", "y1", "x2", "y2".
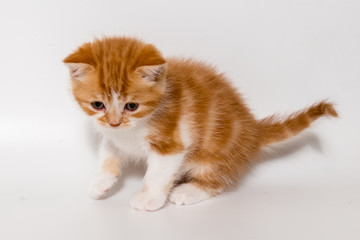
[
  {"x1": 95, "y1": 119, "x2": 108, "y2": 127},
  {"x1": 119, "y1": 117, "x2": 132, "y2": 128}
]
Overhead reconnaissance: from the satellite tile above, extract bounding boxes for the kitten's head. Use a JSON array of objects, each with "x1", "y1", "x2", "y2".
[{"x1": 64, "y1": 37, "x2": 166, "y2": 129}]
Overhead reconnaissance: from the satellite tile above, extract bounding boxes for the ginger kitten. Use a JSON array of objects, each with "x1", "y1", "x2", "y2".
[{"x1": 64, "y1": 37, "x2": 337, "y2": 211}]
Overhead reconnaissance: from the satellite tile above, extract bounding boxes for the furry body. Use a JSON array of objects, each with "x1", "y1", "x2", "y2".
[{"x1": 64, "y1": 37, "x2": 337, "y2": 211}]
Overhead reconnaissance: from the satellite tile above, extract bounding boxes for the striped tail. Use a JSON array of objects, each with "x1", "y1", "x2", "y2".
[{"x1": 258, "y1": 101, "x2": 338, "y2": 146}]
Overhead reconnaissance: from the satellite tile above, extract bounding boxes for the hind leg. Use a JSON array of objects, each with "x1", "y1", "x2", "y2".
[
  {"x1": 169, "y1": 151, "x2": 249, "y2": 206},
  {"x1": 169, "y1": 162, "x2": 230, "y2": 206},
  {"x1": 169, "y1": 182, "x2": 214, "y2": 205}
]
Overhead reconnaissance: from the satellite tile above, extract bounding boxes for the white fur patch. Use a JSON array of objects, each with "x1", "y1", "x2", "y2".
[
  {"x1": 95, "y1": 118, "x2": 150, "y2": 161},
  {"x1": 179, "y1": 117, "x2": 192, "y2": 149},
  {"x1": 169, "y1": 183, "x2": 210, "y2": 206},
  {"x1": 129, "y1": 190, "x2": 167, "y2": 211},
  {"x1": 111, "y1": 91, "x2": 123, "y2": 116},
  {"x1": 89, "y1": 172, "x2": 118, "y2": 199}
]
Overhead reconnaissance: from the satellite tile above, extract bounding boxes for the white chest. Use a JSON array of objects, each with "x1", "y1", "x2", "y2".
[{"x1": 100, "y1": 125, "x2": 151, "y2": 161}]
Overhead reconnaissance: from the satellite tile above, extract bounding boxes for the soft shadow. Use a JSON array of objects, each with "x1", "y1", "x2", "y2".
[
  {"x1": 231, "y1": 132, "x2": 323, "y2": 192},
  {"x1": 255, "y1": 131, "x2": 323, "y2": 164},
  {"x1": 106, "y1": 162, "x2": 147, "y2": 198}
]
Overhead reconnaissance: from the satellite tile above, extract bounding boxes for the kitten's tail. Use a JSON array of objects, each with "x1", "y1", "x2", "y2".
[{"x1": 257, "y1": 100, "x2": 338, "y2": 146}]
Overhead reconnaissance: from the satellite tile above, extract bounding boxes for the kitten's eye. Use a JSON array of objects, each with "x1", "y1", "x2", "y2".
[
  {"x1": 91, "y1": 101, "x2": 105, "y2": 110},
  {"x1": 125, "y1": 102, "x2": 139, "y2": 111}
]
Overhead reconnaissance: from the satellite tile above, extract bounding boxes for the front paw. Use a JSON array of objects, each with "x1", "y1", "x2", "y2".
[
  {"x1": 129, "y1": 191, "x2": 167, "y2": 211},
  {"x1": 89, "y1": 172, "x2": 118, "y2": 200}
]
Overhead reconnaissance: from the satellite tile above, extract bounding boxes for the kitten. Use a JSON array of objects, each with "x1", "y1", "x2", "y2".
[{"x1": 64, "y1": 37, "x2": 337, "y2": 211}]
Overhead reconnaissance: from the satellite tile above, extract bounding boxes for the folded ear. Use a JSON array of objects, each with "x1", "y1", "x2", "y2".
[
  {"x1": 64, "y1": 63, "x2": 95, "y2": 81},
  {"x1": 135, "y1": 63, "x2": 167, "y2": 83}
]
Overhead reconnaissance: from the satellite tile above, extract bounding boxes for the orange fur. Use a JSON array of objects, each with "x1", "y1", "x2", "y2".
[
  {"x1": 64, "y1": 37, "x2": 337, "y2": 197},
  {"x1": 102, "y1": 158, "x2": 121, "y2": 177},
  {"x1": 258, "y1": 101, "x2": 338, "y2": 146}
]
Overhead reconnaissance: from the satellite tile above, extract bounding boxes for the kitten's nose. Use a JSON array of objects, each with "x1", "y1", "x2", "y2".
[{"x1": 109, "y1": 122, "x2": 121, "y2": 127}]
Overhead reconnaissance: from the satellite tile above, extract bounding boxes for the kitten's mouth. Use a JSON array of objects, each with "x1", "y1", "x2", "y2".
[
  {"x1": 105, "y1": 122, "x2": 131, "y2": 129},
  {"x1": 109, "y1": 123, "x2": 121, "y2": 128}
]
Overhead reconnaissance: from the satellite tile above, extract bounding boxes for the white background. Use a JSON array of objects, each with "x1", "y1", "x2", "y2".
[{"x1": 1, "y1": 0, "x2": 359, "y2": 239}]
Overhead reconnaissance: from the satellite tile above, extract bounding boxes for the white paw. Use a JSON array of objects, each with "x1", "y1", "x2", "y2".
[
  {"x1": 169, "y1": 183, "x2": 210, "y2": 206},
  {"x1": 89, "y1": 172, "x2": 118, "y2": 199},
  {"x1": 129, "y1": 191, "x2": 167, "y2": 211}
]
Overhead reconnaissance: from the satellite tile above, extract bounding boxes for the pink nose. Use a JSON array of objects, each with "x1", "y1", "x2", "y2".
[{"x1": 109, "y1": 122, "x2": 121, "y2": 127}]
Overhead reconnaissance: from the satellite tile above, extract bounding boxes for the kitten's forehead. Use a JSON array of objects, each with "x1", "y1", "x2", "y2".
[
  {"x1": 109, "y1": 90, "x2": 128, "y2": 102},
  {"x1": 101, "y1": 89, "x2": 127, "y2": 103},
  {"x1": 111, "y1": 90, "x2": 119, "y2": 100}
]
